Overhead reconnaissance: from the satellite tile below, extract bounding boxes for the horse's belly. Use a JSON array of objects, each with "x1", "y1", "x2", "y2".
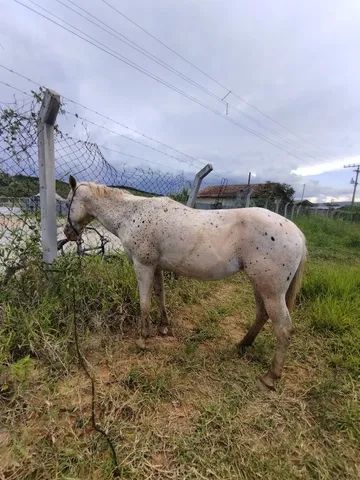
[{"x1": 159, "y1": 251, "x2": 241, "y2": 280}]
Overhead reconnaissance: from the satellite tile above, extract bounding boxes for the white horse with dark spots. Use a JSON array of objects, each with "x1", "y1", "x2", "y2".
[{"x1": 64, "y1": 176, "x2": 307, "y2": 390}]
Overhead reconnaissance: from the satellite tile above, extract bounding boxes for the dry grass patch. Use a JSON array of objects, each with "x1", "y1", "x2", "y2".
[{"x1": 1, "y1": 217, "x2": 360, "y2": 478}]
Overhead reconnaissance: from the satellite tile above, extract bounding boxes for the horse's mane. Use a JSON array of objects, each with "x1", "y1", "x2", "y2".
[{"x1": 84, "y1": 182, "x2": 130, "y2": 199}]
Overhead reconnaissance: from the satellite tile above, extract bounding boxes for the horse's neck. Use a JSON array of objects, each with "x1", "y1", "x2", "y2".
[{"x1": 87, "y1": 189, "x2": 135, "y2": 236}]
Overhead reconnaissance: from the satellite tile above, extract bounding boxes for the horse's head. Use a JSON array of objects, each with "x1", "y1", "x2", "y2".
[{"x1": 64, "y1": 175, "x2": 94, "y2": 241}]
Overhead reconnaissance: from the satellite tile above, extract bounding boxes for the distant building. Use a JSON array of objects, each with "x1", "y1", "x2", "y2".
[
  {"x1": 196, "y1": 183, "x2": 285, "y2": 209},
  {"x1": 21, "y1": 193, "x2": 67, "y2": 215},
  {"x1": 309, "y1": 201, "x2": 352, "y2": 211}
]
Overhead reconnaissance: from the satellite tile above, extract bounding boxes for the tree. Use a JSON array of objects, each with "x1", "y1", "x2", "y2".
[
  {"x1": 170, "y1": 187, "x2": 189, "y2": 204},
  {"x1": 265, "y1": 181, "x2": 295, "y2": 202}
]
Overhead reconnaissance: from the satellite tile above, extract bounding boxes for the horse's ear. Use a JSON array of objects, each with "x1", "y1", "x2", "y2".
[{"x1": 69, "y1": 175, "x2": 77, "y2": 191}]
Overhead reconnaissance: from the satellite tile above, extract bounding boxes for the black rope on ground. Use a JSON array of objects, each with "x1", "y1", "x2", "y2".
[{"x1": 72, "y1": 289, "x2": 121, "y2": 478}]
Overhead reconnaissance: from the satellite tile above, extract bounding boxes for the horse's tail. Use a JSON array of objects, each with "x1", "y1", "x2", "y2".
[{"x1": 286, "y1": 240, "x2": 307, "y2": 311}]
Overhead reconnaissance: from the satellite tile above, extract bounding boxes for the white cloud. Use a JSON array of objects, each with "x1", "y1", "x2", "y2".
[
  {"x1": 1, "y1": 0, "x2": 360, "y2": 199},
  {"x1": 291, "y1": 156, "x2": 360, "y2": 176}
]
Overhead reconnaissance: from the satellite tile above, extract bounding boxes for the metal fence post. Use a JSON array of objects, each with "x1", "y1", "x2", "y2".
[
  {"x1": 187, "y1": 164, "x2": 213, "y2": 208},
  {"x1": 37, "y1": 89, "x2": 60, "y2": 264}
]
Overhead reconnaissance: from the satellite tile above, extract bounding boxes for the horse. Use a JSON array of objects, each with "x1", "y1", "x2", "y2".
[{"x1": 64, "y1": 176, "x2": 307, "y2": 390}]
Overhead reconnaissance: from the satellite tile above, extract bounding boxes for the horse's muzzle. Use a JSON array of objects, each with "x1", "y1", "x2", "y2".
[{"x1": 64, "y1": 222, "x2": 80, "y2": 241}]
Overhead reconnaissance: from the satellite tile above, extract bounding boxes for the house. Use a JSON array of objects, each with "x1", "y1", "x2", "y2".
[{"x1": 196, "y1": 183, "x2": 286, "y2": 209}]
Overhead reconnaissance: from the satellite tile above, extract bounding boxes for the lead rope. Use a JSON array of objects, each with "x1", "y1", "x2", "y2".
[
  {"x1": 72, "y1": 287, "x2": 121, "y2": 477},
  {"x1": 65, "y1": 187, "x2": 120, "y2": 476}
]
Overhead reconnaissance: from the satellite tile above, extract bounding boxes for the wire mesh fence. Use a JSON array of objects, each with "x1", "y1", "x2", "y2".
[
  {"x1": 1, "y1": 89, "x2": 358, "y2": 279},
  {"x1": 0, "y1": 91, "x2": 191, "y2": 278}
]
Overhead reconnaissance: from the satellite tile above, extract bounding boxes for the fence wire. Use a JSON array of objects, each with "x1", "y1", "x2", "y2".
[
  {"x1": 1, "y1": 90, "x2": 357, "y2": 278},
  {"x1": 0, "y1": 92, "x2": 190, "y2": 277}
]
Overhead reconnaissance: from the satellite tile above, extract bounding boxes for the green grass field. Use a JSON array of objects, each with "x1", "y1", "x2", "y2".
[{"x1": 0, "y1": 215, "x2": 359, "y2": 479}]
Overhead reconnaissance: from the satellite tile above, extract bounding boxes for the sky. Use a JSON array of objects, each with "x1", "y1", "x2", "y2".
[{"x1": 1, "y1": 0, "x2": 360, "y2": 201}]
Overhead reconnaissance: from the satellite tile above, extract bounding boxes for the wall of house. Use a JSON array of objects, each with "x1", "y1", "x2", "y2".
[
  {"x1": 195, "y1": 197, "x2": 237, "y2": 209},
  {"x1": 195, "y1": 197, "x2": 235, "y2": 210}
]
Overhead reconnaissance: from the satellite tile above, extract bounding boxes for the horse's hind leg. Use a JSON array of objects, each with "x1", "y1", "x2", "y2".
[
  {"x1": 154, "y1": 267, "x2": 172, "y2": 336},
  {"x1": 261, "y1": 295, "x2": 293, "y2": 390},
  {"x1": 133, "y1": 260, "x2": 155, "y2": 349},
  {"x1": 237, "y1": 290, "x2": 268, "y2": 354}
]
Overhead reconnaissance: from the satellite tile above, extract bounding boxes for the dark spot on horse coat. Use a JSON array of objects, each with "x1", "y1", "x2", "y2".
[
  {"x1": 264, "y1": 232, "x2": 268, "y2": 236},
  {"x1": 271, "y1": 236, "x2": 275, "y2": 241}
]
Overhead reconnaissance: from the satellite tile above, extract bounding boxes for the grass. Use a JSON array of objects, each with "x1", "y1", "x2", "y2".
[{"x1": 0, "y1": 215, "x2": 359, "y2": 479}]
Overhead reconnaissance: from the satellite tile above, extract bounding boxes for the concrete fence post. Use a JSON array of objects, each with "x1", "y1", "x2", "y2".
[
  {"x1": 274, "y1": 198, "x2": 281, "y2": 214},
  {"x1": 37, "y1": 89, "x2": 60, "y2": 264},
  {"x1": 245, "y1": 187, "x2": 252, "y2": 208},
  {"x1": 290, "y1": 203, "x2": 296, "y2": 220},
  {"x1": 284, "y1": 202, "x2": 290, "y2": 218},
  {"x1": 187, "y1": 164, "x2": 213, "y2": 208},
  {"x1": 234, "y1": 190, "x2": 242, "y2": 208}
]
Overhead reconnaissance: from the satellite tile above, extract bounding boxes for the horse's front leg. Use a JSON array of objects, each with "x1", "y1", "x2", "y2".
[
  {"x1": 154, "y1": 267, "x2": 172, "y2": 336},
  {"x1": 133, "y1": 259, "x2": 155, "y2": 349}
]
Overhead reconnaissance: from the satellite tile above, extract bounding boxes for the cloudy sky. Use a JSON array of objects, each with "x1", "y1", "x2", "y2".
[{"x1": 1, "y1": 0, "x2": 360, "y2": 201}]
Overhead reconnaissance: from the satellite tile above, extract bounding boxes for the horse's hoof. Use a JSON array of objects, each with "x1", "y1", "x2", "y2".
[
  {"x1": 259, "y1": 373, "x2": 276, "y2": 391},
  {"x1": 135, "y1": 337, "x2": 146, "y2": 350},
  {"x1": 158, "y1": 325, "x2": 173, "y2": 336}
]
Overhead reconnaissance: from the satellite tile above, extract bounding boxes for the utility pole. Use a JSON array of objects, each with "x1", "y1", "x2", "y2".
[
  {"x1": 344, "y1": 164, "x2": 360, "y2": 207},
  {"x1": 247, "y1": 172, "x2": 251, "y2": 186}
]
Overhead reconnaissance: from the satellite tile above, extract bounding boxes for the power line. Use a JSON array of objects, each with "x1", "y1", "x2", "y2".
[
  {"x1": 14, "y1": 0, "x2": 226, "y2": 114},
  {"x1": 97, "y1": 143, "x2": 191, "y2": 171},
  {"x1": 100, "y1": 0, "x2": 332, "y2": 158},
  {"x1": 0, "y1": 78, "x2": 188, "y2": 172},
  {"x1": 54, "y1": 0, "x2": 320, "y2": 157},
  {"x1": 0, "y1": 80, "x2": 33, "y2": 98},
  {"x1": 54, "y1": 0, "x2": 222, "y2": 104},
  {"x1": 0, "y1": 65, "x2": 203, "y2": 167},
  {"x1": 64, "y1": 109, "x2": 200, "y2": 165},
  {"x1": 52, "y1": 0, "x2": 319, "y2": 156},
  {"x1": 10, "y1": 1, "x2": 315, "y2": 161}
]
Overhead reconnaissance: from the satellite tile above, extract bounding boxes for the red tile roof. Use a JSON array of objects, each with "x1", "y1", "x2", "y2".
[{"x1": 198, "y1": 183, "x2": 277, "y2": 198}]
